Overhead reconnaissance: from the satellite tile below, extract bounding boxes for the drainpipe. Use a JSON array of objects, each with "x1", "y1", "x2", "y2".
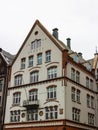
[{"x1": 1, "y1": 65, "x2": 8, "y2": 130}]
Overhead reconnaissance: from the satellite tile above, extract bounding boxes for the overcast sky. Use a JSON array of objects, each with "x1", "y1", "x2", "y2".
[{"x1": 0, "y1": 0, "x2": 98, "y2": 59}]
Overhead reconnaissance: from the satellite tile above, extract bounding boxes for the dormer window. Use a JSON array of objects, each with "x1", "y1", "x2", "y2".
[
  {"x1": 31, "y1": 39, "x2": 41, "y2": 50},
  {"x1": 86, "y1": 63, "x2": 91, "y2": 71},
  {"x1": 73, "y1": 54, "x2": 78, "y2": 63}
]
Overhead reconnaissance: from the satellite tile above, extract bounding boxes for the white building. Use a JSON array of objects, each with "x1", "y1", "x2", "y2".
[{"x1": 4, "y1": 20, "x2": 98, "y2": 130}]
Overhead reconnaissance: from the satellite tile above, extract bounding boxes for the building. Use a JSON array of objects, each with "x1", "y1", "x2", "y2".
[
  {"x1": 0, "y1": 48, "x2": 14, "y2": 129},
  {"x1": 4, "y1": 20, "x2": 98, "y2": 130}
]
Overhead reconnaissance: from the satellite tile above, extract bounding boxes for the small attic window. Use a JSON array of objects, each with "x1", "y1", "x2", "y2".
[
  {"x1": 31, "y1": 39, "x2": 41, "y2": 50},
  {"x1": 73, "y1": 54, "x2": 78, "y2": 63},
  {"x1": 34, "y1": 31, "x2": 38, "y2": 35}
]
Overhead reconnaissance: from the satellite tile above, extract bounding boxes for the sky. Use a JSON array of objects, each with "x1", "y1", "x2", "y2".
[{"x1": 0, "y1": 0, "x2": 98, "y2": 60}]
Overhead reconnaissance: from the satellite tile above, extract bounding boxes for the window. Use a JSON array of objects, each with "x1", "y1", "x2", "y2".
[
  {"x1": 13, "y1": 92, "x2": 21, "y2": 105},
  {"x1": 87, "y1": 94, "x2": 94, "y2": 108},
  {"x1": 88, "y1": 113, "x2": 94, "y2": 125},
  {"x1": 30, "y1": 71, "x2": 39, "y2": 83},
  {"x1": 27, "y1": 109, "x2": 38, "y2": 121},
  {"x1": 47, "y1": 86, "x2": 56, "y2": 99},
  {"x1": 71, "y1": 87, "x2": 75, "y2": 101},
  {"x1": 14, "y1": 75, "x2": 22, "y2": 86},
  {"x1": 87, "y1": 94, "x2": 90, "y2": 107},
  {"x1": 47, "y1": 67, "x2": 57, "y2": 79},
  {"x1": 10, "y1": 110, "x2": 20, "y2": 122},
  {"x1": 31, "y1": 39, "x2": 41, "y2": 50},
  {"x1": 71, "y1": 68, "x2": 75, "y2": 81},
  {"x1": 72, "y1": 108, "x2": 80, "y2": 122},
  {"x1": 76, "y1": 71, "x2": 80, "y2": 83},
  {"x1": 73, "y1": 54, "x2": 78, "y2": 63},
  {"x1": 45, "y1": 106, "x2": 58, "y2": 120},
  {"x1": 76, "y1": 89, "x2": 80, "y2": 103},
  {"x1": 86, "y1": 77, "x2": 89, "y2": 88},
  {"x1": 46, "y1": 50, "x2": 51, "y2": 62},
  {"x1": 29, "y1": 56, "x2": 33, "y2": 67},
  {"x1": 29, "y1": 90, "x2": 38, "y2": 101},
  {"x1": 21, "y1": 58, "x2": 26, "y2": 69},
  {"x1": 90, "y1": 79, "x2": 93, "y2": 90},
  {"x1": 71, "y1": 87, "x2": 81, "y2": 103},
  {"x1": 37, "y1": 53, "x2": 42, "y2": 64},
  {"x1": 0, "y1": 79, "x2": 3, "y2": 91},
  {"x1": 91, "y1": 96, "x2": 94, "y2": 108}
]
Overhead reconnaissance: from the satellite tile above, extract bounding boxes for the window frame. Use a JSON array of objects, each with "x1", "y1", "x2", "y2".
[
  {"x1": 71, "y1": 68, "x2": 75, "y2": 81},
  {"x1": 47, "y1": 66, "x2": 57, "y2": 79},
  {"x1": 28, "y1": 55, "x2": 34, "y2": 67},
  {"x1": 29, "y1": 89, "x2": 38, "y2": 101},
  {"x1": 21, "y1": 57, "x2": 26, "y2": 69},
  {"x1": 14, "y1": 74, "x2": 22, "y2": 86},
  {"x1": 47, "y1": 86, "x2": 57, "y2": 99},
  {"x1": 45, "y1": 50, "x2": 51, "y2": 62},
  {"x1": 13, "y1": 92, "x2": 21, "y2": 105},
  {"x1": 37, "y1": 53, "x2": 42, "y2": 65},
  {"x1": 45, "y1": 106, "x2": 58, "y2": 120},
  {"x1": 30, "y1": 71, "x2": 39, "y2": 83},
  {"x1": 10, "y1": 110, "x2": 20, "y2": 122}
]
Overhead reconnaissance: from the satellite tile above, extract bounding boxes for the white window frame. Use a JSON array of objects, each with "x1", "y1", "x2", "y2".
[
  {"x1": 13, "y1": 92, "x2": 21, "y2": 105},
  {"x1": 29, "y1": 56, "x2": 33, "y2": 67},
  {"x1": 21, "y1": 58, "x2": 26, "y2": 69},
  {"x1": 29, "y1": 90, "x2": 38, "y2": 101},
  {"x1": 27, "y1": 109, "x2": 38, "y2": 121},
  {"x1": 72, "y1": 108, "x2": 80, "y2": 122},
  {"x1": 37, "y1": 53, "x2": 42, "y2": 64},
  {"x1": 30, "y1": 71, "x2": 39, "y2": 83},
  {"x1": 47, "y1": 86, "x2": 56, "y2": 99},
  {"x1": 47, "y1": 67, "x2": 57, "y2": 79},
  {"x1": 46, "y1": 50, "x2": 51, "y2": 62},
  {"x1": 10, "y1": 110, "x2": 20, "y2": 122},
  {"x1": 45, "y1": 106, "x2": 58, "y2": 120},
  {"x1": 14, "y1": 75, "x2": 22, "y2": 86}
]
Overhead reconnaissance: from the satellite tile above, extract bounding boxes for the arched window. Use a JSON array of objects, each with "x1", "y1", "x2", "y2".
[
  {"x1": 29, "y1": 89, "x2": 38, "y2": 101},
  {"x1": 30, "y1": 71, "x2": 39, "y2": 83},
  {"x1": 14, "y1": 74, "x2": 22, "y2": 86},
  {"x1": 47, "y1": 85, "x2": 57, "y2": 99},
  {"x1": 13, "y1": 92, "x2": 21, "y2": 105},
  {"x1": 47, "y1": 66, "x2": 57, "y2": 79}
]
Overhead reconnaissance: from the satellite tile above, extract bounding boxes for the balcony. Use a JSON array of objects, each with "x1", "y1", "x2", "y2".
[{"x1": 23, "y1": 100, "x2": 39, "y2": 109}]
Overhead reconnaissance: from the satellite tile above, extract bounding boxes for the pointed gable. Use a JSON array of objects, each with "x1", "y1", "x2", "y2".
[{"x1": 12, "y1": 20, "x2": 65, "y2": 66}]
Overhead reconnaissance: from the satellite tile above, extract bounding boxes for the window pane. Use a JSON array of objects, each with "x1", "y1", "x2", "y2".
[
  {"x1": 46, "y1": 51, "x2": 51, "y2": 62},
  {"x1": 29, "y1": 56, "x2": 33, "y2": 67}
]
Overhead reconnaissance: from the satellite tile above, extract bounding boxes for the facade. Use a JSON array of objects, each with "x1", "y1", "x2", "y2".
[
  {"x1": 0, "y1": 48, "x2": 14, "y2": 129},
  {"x1": 4, "y1": 20, "x2": 98, "y2": 130}
]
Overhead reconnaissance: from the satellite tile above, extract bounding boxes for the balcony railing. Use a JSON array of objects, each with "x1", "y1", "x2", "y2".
[{"x1": 23, "y1": 100, "x2": 39, "y2": 108}]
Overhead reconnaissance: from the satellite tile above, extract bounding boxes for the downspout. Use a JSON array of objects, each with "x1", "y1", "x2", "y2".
[
  {"x1": 2, "y1": 64, "x2": 8, "y2": 130},
  {"x1": 62, "y1": 49, "x2": 68, "y2": 126}
]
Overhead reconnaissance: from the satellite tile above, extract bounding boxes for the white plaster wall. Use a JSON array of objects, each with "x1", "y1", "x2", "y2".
[
  {"x1": 5, "y1": 25, "x2": 65, "y2": 123},
  {"x1": 11, "y1": 25, "x2": 62, "y2": 87},
  {"x1": 5, "y1": 80, "x2": 66, "y2": 123},
  {"x1": 67, "y1": 62, "x2": 96, "y2": 91}
]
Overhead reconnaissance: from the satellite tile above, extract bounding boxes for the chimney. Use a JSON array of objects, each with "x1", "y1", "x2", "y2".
[
  {"x1": 52, "y1": 28, "x2": 58, "y2": 39},
  {"x1": 78, "y1": 52, "x2": 82, "y2": 58},
  {"x1": 66, "y1": 38, "x2": 71, "y2": 49}
]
